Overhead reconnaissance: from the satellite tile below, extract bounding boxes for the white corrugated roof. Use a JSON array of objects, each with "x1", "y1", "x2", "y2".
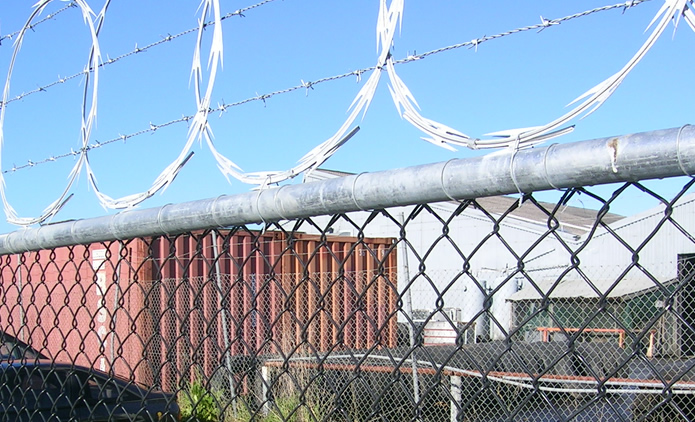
[{"x1": 508, "y1": 273, "x2": 673, "y2": 301}]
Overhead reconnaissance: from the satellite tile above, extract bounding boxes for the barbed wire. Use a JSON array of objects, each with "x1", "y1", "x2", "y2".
[
  {"x1": 0, "y1": 1, "x2": 77, "y2": 47},
  {"x1": 1, "y1": 0, "x2": 652, "y2": 175},
  {"x1": 0, "y1": 0, "x2": 280, "y2": 109},
  {"x1": 411, "y1": 0, "x2": 652, "y2": 60}
]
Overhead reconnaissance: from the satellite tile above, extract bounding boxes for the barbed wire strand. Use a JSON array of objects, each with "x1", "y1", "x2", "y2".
[
  {"x1": 7, "y1": 0, "x2": 688, "y2": 227},
  {"x1": 0, "y1": 1, "x2": 77, "y2": 47},
  {"x1": 477, "y1": 0, "x2": 694, "y2": 150},
  {"x1": 0, "y1": 0, "x2": 279, "y2": 110},
  {"x1": 0, "y1": 0, "x2": 280, "y2": 225},
  {"x1": 0, "y1": 0, "x2": 110, "y2": 226},
  {"x1": 2, "y1": 0, "x2": 654, "y2": 176}
]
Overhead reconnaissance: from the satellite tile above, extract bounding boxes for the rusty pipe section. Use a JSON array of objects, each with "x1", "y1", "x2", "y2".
[{"x1": 1, "y1": 125, "x2": 694, "y2": 254}]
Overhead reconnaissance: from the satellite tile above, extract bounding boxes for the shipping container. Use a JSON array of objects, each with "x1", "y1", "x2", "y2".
[{"x1": 0, "y1": 230, "x2": 398, "y2": 390}]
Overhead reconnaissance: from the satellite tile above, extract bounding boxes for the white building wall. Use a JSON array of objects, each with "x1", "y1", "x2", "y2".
[
  {"x1": 576, "y1": 194, "x2": 695, "y2": 284},
  {"x1": 291, "y1": 201, "x2": 581, "y2": 339},
  {"x1": 295, "y1": 168, "x2": 695, "y2": 341}
]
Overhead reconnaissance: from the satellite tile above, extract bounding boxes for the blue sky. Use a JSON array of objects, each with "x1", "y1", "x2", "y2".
[{"x1": 0, "y1": 0, "x2": 694, "y2": 234}]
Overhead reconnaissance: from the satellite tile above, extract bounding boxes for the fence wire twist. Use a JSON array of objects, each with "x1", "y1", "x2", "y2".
[{"x1": 2, "y1": 178, "x2": 695, "y2": 421}]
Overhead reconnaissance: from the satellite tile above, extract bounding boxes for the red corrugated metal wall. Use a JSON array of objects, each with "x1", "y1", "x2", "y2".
[
  {"x1": 142, "y1": 230, "x2": 398, "y2": 389},
  {"x1": 0, "y1": 242, "x2": 143, "y2": 378},
  {"x1": 0, "y1": 230, "x2": 397, "y2": 391}
]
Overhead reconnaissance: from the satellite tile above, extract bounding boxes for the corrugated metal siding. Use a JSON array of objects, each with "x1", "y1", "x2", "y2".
[
  {"x1": 0, "y1": 230, "x2": 397, "y2": 390},
  {"x1": 580, "y1": 195, "x2": 695, "y2": 282},
  {"x1": 141, "y1": 231, "x2": 398, "y2": 389},
  {"x1": 0, "y1": 243, "x2": 141, "y2": 375}
]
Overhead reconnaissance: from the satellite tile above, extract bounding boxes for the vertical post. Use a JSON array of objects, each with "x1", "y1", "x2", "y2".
[
  {"x1": 212, "y1": 231, "x2": 238, "y2": 419},
  {"x1": 260, "y1": 365, "x2": 271, "y2": 416},
  {"x1": 92, "y1": 247, "x2": 109, "y2": 372},
  {"x1": 110, "y1": 243, "x2": 123, "y2": 366},
  {"x1": 16, "y1": 254, "x2": 25, "y2": 341},
  {"x1": 647, "y1": 330, "x2": 655, "y2": 358},
  {"x1": 399, "y1": 213, "x2": 420, "y2": 404},
  {"x1": 450, "y1": 375, "x2": 462, "y2": 422}
]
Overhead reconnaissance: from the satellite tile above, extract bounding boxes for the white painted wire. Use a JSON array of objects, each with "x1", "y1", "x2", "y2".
[
  {"x1": 83, "y1": 0, "x2": 224, "y2": 210},
  {"x1": 0, "y1": 0, "x2": 106, "y2": 225},
  {"x1": 475, "y1": 0, "x2": 695, "y2": 149},
  {"x1": 1, "y1": 0, "x2": 693, "y2": 225},
  {"x1": 212, "y1": 0, "x2": 399, "y2": 186},
  {"x1": 228, "y1": 0, "x2": 695, "y2": 181}
]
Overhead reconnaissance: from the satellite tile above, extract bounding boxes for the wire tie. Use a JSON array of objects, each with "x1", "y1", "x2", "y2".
[
  {"x1": 210, "y1": 195, "x2": 226, "y2": 228},
  {"x1": 109, "y1": 213, "x2": 126, "y2": 241},
  {"x1": 255, "y1": 180, "x2": 270, "y2": 235},
  {"x1": 542, "y1": 143, "x2": 561, "y2": 190},
  {"x1": 273, "y1": 185, "x2": 291, "y2": 221},
  {"x1": 351, "y1": 173, "x2": 367, "y2": 211},
  {"x1": 156, "y1": 204, "x2": 172, "y2": 236},
  {"x1": 676, "y1": 124, "x2": 693, "y2": 177},
  {"x1": 510, "y1": 135, "x2": 524, "y2": 206},
  {"x1": 441, "y1": 159, "x2": 459, "y2": 201}
]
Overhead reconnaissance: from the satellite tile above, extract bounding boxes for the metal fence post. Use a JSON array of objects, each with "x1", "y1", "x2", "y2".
[
  {"x1": 399, "y1": 212, "x2": 421, "y2": 406},
  {"x1": 450, "y1": 375, "x2": 462, "y2": 422}
]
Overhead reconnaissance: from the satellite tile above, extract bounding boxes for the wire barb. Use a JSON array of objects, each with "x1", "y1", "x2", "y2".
[
  {"x1": 537, "y1": 15, "x2": 560, "y2": 32},
  {"x1": 0, "y1": 1, "x2": 77, "y2": 47},
  {"x1": 0, "y1": 0, "x2": 667, "y2": 225},
  {"x1": 1, "y1": 0, "x2": 656, "y2": 180}
]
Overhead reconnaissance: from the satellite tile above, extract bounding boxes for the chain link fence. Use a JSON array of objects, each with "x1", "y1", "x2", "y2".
[{"x1": 2, "y1": 134, "x2": 695, "y2": 420}]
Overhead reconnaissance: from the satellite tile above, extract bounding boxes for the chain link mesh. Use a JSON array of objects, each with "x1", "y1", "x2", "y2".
[{"x1": 2, "y1": 180, "x2": 695, "y2": 421}]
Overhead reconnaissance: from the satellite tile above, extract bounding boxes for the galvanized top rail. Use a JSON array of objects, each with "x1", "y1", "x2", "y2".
[{"x1": 0, "y1": 125, "x2": 693, "y2": 254}]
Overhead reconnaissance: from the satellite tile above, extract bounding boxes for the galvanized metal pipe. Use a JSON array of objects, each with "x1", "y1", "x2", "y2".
[{"x1": 1, "y1": 125, "x2": 693, "y2": 254}]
